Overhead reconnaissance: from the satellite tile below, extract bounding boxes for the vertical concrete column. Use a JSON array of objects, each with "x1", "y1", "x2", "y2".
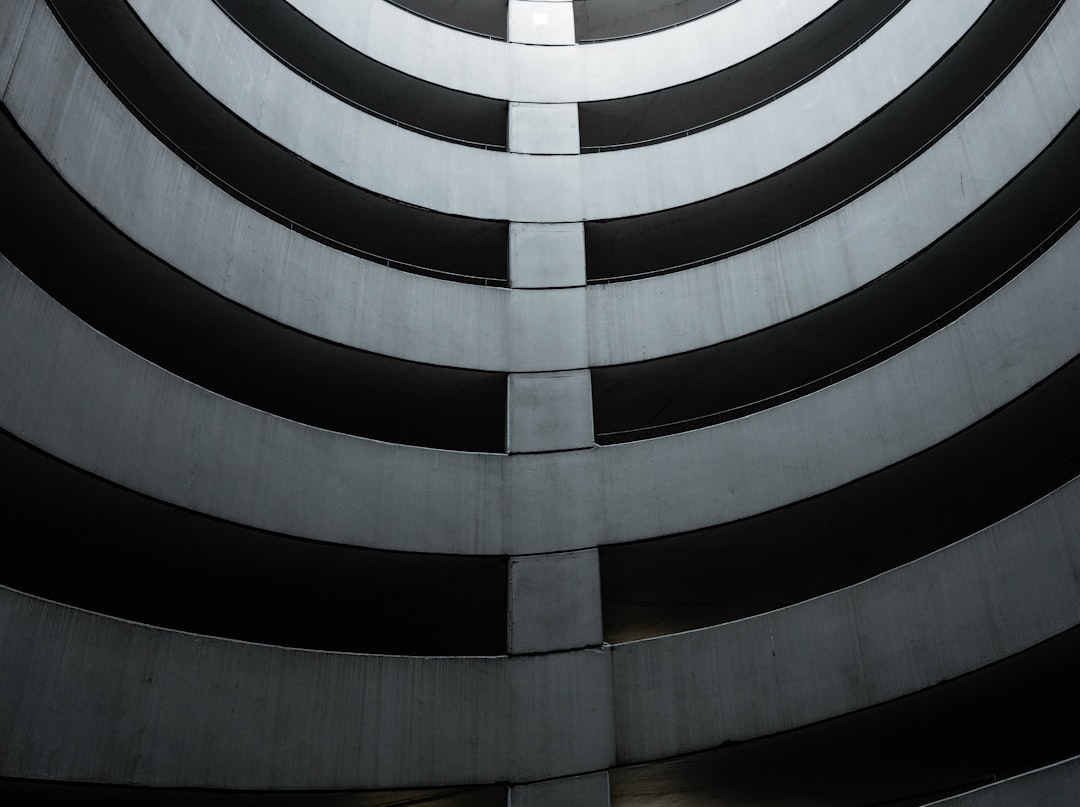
[
  {"x1": 510, "y1": 771, "x2": 611, "y2": 806},
  {"x1": 505, "y1": 7, "x2": 608, "y2": 799}
]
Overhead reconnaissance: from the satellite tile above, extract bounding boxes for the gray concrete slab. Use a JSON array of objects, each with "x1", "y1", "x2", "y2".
[
  {"x1": 506, "y1": 371, "x2": 594, "y2": 453},
  {"x1": 611, "y1": 474, "x2": 1080, "y2": 762},
  {"x1": 285, "y1": 0, "x2": 838, "y2": 102},
  {"x1": 509, "y1": 222, "x2": 586, "y2": 288},
  {"x1": 509, "y1": 550, "x2": 603, "y2": 654},
  {"x1": 512, "y1": 771, "x2": 609, "y2": 805},
  {"x1": 0, "y1": 588, "x2": 614, "y2": 788}
]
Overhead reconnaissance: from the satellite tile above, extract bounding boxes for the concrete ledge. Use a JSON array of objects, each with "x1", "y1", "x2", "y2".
[
  {"x1": 285, "y1": 0, "x2": 839, "y2": 102},
  {"x1": 0, "y1": 586, "x2": 615, "y2": 788},
  {"x1": 585, "y1": 0, "x2": 1080, "y2": 364},
  {"x1": 611, "y1": 474, "x2": 1080, "y2": 762},
  {"x1": 3, "y1": 215, "x2": 1079, "y2": 553},
  {"x1": 923, "y1": 757, "x2": 1080, "y2": 805},
  {"x1": 129, "y1": 0, "x2": 984, "y2": 221}
]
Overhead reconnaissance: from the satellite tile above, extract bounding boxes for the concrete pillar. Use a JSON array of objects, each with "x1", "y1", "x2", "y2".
[
  {"x1": 506, "y1": 369, "x2": 593, "y2": 453},
  {"x1": 510, "y1": 771, "x2": 610, "y2": 806},
  {"x1": 508, "y1": 549, "x2": 602, "y2": 654}
]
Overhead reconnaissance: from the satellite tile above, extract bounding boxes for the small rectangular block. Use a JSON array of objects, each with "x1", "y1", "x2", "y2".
[
  {"x1": 510, "y1": 222, "x2": 586, "y2": 288},
  {"x1": 507, "y1": 370, "x2": 593, "y2": 454},
  {"x1": 508, "y1": 102, "x2": 580, "y2": 155},
  {"x1": 509, "y1": 549, "x2": 602, "y2": 654},
  {"x1": 508, "y1": 0, "x2": 575, "y2": 45},
  {"x1": 511, "y1": 771, "x2": 610, "y2": 807}
]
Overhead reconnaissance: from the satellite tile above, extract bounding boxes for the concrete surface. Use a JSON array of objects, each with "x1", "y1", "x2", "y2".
[
  {"x1": 511, "y1": 771, "x2": 610, "y2": 805},
  {"x1": 506, "y1": 370, "x2": 594, "y2": 453},
  {"x1": 611, "y1": 473, "x2": 1080, "y2": 762},
  {"x1": 129, "y1": 0, "x2": 986, "y2": 220},
  {"x1": 508, "y1": 102, "x2": 580, "y2": 154},
  {"x1": 509, "y1": 550, "x2": 603, "y2": 654},
  {"x1": 285, "y1": 0, "x2": 839, "y2": 102},
  {"x1": 509, "y1": 222, "x2": 587, "y2": 288},
  {"x1": 923, "y1": 756, "x2": 1080, "y2": 805}
]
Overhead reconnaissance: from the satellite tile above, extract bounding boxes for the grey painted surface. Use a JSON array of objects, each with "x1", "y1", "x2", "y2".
[
  {"x1": 508, "y1": 0, "x2": 575, "y2": 45},
  {"x1": 130, "y1": 0, "x2": 985, "y2": 221},
  {"x1": 508, "y1": 102, "x2": 580, "y2": 154},
  {"x1": 506, "y1": 370, "x2": 594, "y2": 453},
  {"x1": 3, "y1": 214, "x2": 1080, "y2": 553},
  {"x1": 0, "y1": 587, "x2": 614, "y2": 787},
  {"x1": 509, "y1": 549, "x2": 603, "y2": 654},
  {"x1": 511, "y1": 771, "x2": 610, "y2": 805},
  {"x1": 509, "y1": 222, "x2": 586, "y2": 288},
  {"x1": 611, "y1": 474, "x2": 1080, "y2": 763},
  {"x1": 286, "y1": 0, "x2": 838, "y2": 102},
  {"x1": 923, "y1": 757, "x2": 1080, "y2": 805}
]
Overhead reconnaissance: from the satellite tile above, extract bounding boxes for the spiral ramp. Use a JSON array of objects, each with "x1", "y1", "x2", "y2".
[{"x1": 2, "y1": 0, "x2": 1080, "y2": 803}]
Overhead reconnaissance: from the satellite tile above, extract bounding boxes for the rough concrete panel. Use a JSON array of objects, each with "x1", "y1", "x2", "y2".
[
  {"x1": 597, "y1": 220, "x2": 1080, "y2": 543},
  {"x1": 0, "y1": 587, "x2": 616, "y2": 787},
  {"x1": 507, "y1": 370, "x2": 594, "y2": 453},
  {"x1": 0, "y1": 0, "x2": 33, "y2": 96},
  {"x1": 922, "y1": 757, "x2": 1080, "y2": 805},
  {"x1": 582, "y1": 0, "x2": 1080, "y2": 363},
  {"x1": 611, "y1": 475, "x2": 1080, "y2": 762},
  {"x1": 508, "y1": 649, "x2": 616, "y2": 782},
  {"x1": 129, "y1": 0, "x2": 987, "y2": 220},
  {"x1": 510, "y1": 222, "x2": 586, "y2": 288},
  {"x1": 511, "y1": 772, "x2": 610, "y2": 806},
  {"x1": 0, "y1": 260, "x2": 594, "y2": 556},
  {"x1": 2, "y1": 4, "x2": 589, "y2": 373},
  {"x1": 509, "y1": 103, "x2": 580, "y2": 155},
  {"x1": 508, "y1": 0, "x2": 575, "y2": 45},
  {"x1": 509, "y1": 550, "x2": 602, "y2": 654},
  {"x1": 287, "y1": 0, "x2": 838, "y2": 101}
]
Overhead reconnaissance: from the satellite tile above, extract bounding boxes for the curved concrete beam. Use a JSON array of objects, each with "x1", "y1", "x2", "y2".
[
  {"x1": 129, "y1": 0, "x2": 987, "y2": 221},
  {"x1": 612, "y1": 474, "x2": 1080, "y2": 762},
  {"x1": 7, "y1": 0, "x2": 1076, "y2": 371},
  {"x1": 924, "y1": 758, "x2": 1080, "y2": 805},
  {"x1": 284, "y1": 0, "x2": 839, "y2": 102},
  {"x1": 3, "y1": 473, "x2": 1079, "y2": 786},
  {"x1": 3, "y1": 216, "x2": 1080, "y2": 554}
]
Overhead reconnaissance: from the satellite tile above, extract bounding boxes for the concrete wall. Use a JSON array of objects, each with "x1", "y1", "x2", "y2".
[
  {"x1": 4, "y1": 470, "x2": 1078, "y2": 786},
  {"x1": 285, "y1": 0, "x2": 840, "y2": 101},
  {"x1": 130, "y1": 0, "x2": 988, "y2": 220},
  {"x1": 8, "y1": 0, "x2": 1078, "y2": 372}
]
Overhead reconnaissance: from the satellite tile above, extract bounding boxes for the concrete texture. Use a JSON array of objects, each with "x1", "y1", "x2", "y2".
[
  {"x1": 285, "y1": 0, "x2": 839, "y2": 101},
  {"x1": 508, "y1": 102, "x2": 580, "y2": 155},
  {"x1": 3, "y1": 214, "x2": 1079, "y2": 552},
  {"x1": 509, "y1": 222, "x2": 587, "y2": 288},
  {"x1": 511, "y1": 772, "x2": 610, "y2": 806},
  {"x1": 506, "y1": 370, "x2": 594, "y2": 453},
  {"x1": 0, "y1": 586, "x2": 615, "y2": 788},
  {"x1": 129, "y1": 0, "x2": 986, "y2": 220},
  {"x1": 611, "y1": 473, "x2": 1080, "y2": 762},
  {"x1": 509, "y1": 550, "x2": 603, "y2": 654}
]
